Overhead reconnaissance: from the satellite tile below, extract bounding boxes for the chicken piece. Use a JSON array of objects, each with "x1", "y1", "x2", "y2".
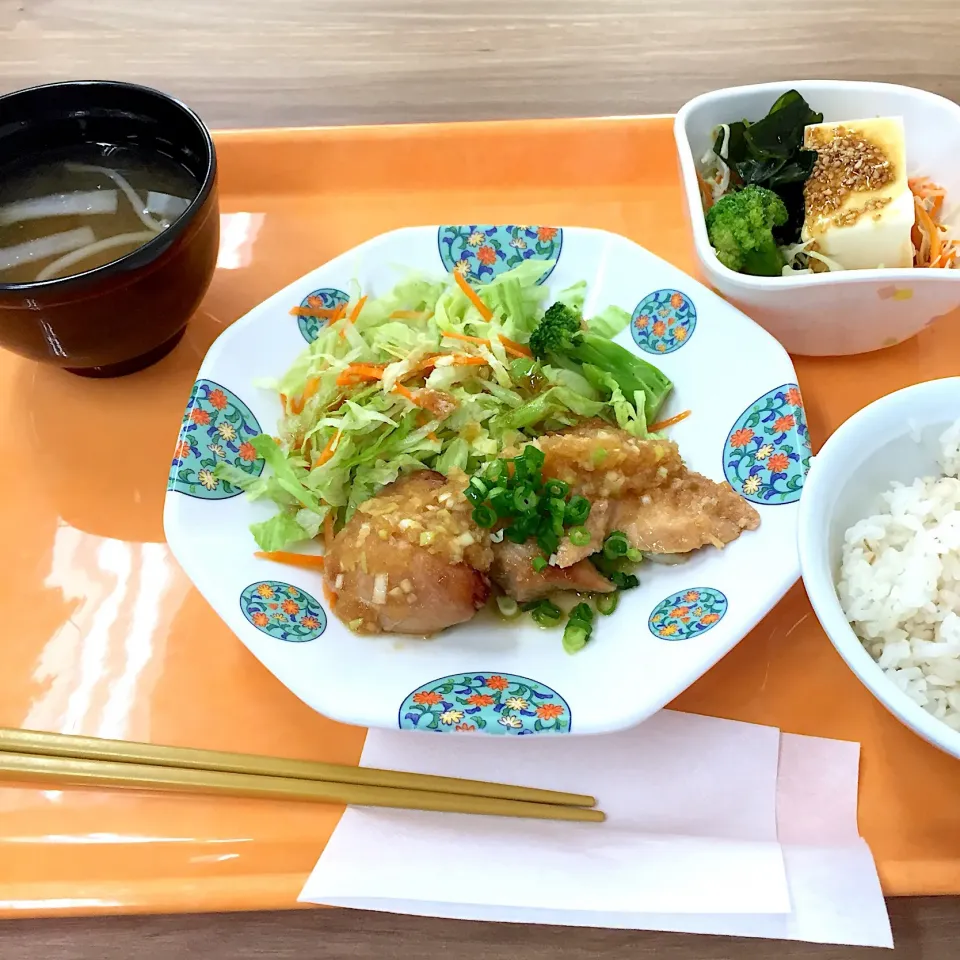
[
  {"x1": 553, "y1": 498, "x2": 611, "y2": 568},
  {"x1": 533, "y1": 420, "x2": 684, "y2": 500},
  {"x1": 612, "y1": 472, "x2": 760, "y2": 554},
  {"x1": 490, "y1": 541, "x2": 615, "y2": 603},
  {"x1": 324, "y1": 471, "x2": 491, "y2": 635}
]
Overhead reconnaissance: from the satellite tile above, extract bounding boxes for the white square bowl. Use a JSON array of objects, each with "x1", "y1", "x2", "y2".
[
  {"x1": 675, "y1": 80, "x2": 960, "y2": 357},
  {"x1": 163, "y1": 224, "x2": 808, "y2": 736}
]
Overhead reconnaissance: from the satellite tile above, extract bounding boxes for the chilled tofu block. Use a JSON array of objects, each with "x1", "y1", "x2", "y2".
[{"x1": 801, "y1": 117, "x2": 914, "y2": 270}]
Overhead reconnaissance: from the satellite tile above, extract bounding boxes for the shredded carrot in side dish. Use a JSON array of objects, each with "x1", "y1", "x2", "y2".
[
  {"x1": 392, "y1": 383, "x2": 418, "y2": 403},
  {"x1": 909, "y1": 178, "x2": 958, "y2": 268},
  {"x1": 443, "y1": 330, "x2": 488, "y2": 346},
  {"x1": 453, "y1": 270, "x2": 494, "y2": 321},
  {"x1": 450, "y1": 354, "x2": 488, "y2": 367},
  {"x1": 313, "y1": 429, "x2": 343, "y2": 468},
  {"x1": 348, "y1": 296, "x2": 367, "y2": 323},
  {"x1": 427, "y1": 431, "x2": 438, "y2": 441},
  {"x1": 254, "y1": 551, "x2": 325, "y2": 571},
  {"x1": 498, "y1": 334, "x2": 533, "y2": 359},
  {"x1": 649, "y1": 409, "x2": 692, "y2": 433}
]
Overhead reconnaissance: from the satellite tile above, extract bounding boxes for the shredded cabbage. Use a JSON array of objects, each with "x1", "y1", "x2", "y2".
[{"x1": 221, "y1": 262, "x2": 668, "y2": 551}]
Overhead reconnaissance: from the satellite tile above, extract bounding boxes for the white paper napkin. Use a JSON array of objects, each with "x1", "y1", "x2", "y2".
[{"x1": 299, "y1": 711, "x2": 892, "y2": 948}]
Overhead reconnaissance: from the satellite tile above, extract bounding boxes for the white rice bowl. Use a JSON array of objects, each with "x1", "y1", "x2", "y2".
[{"x1": 838, "y1": 420, "x2": 960, "y2": 731}]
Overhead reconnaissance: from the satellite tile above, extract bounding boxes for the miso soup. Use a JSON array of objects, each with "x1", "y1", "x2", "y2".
[{"x1": 0, "y1": 145, "x2": 199, "y2": 283}]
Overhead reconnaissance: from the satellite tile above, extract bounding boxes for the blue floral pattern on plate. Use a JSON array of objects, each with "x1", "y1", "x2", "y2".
[
  {"x1": 240, "y1": 581, "x2": 326, "y2": 641},
  {"x1": 437, "y1": 225, "x2": 561, "y2": 283},
  {"x1": 295, "y1": 287, "x2": 350, "y2": 343},
  {"x1": 399, "y1": 673, "x2": 571, "y2": 734},
  {"x1": 724, "y1": 384, "x2": 810, "y2": 505},
  {"x1": 168, "y1": 379, "x2": 264, "y2": 499},
  {"x1": 648, "y1": 588, "x2": 728, "y2": 640},
  {"x1": 631, "y1": 289, "x2": 697, "y2": 354}
]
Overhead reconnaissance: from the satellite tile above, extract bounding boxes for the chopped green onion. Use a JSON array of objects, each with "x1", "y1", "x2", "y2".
[
  {"x1": 596, "y1": 593, "x2": 619, "y2": 616},
  {"x1": 504, "y1": 525, "x2": 527, "y2": 544},
  {"x1": 472, "y1": 504, "x2": 497, "y2": 528},
  {"x1": 531, "y1": 556, "x2": 548, "y2": 573},
  {"x1": 568, "y1": 526, "x2": 591, "y2": 547},
  {"x1": 468, "y1": 476, "x2": 489, "y2": 498},
  {"x1": 610, "y1": 571, "x2": 639, "y2": 590},
  {"x1": 537, "y1": 528, "x2": 560, "y2": 557},
  {"x1": 562, "y1": 621, "x2": 592, "y2": 654},
  {"x1": 523, "y1": 599, "x2": 561, "y2": 627},
  {"x1": 464, "y1": 485, "x2": 484, "y2": 505},
  {"x1": 513, "y1": 487, "x2": 539, "y2": 513},
  {"x1": 569, "y1": 602, "x2": 594, "y2": 625},
  {"x1": 564, "y1": 495, "x2": 591, "y2": 525},
  {"x1": 603, "y1": 530, "x2": 630, "y2": 560},
  {"x1": 626, "y1": 547, "x2": 643, "y2": 563},
  {"x1": 543, "y1": 478, "x2": 570, "y2": 499},
  {"x1": 496, "y1": 595, "x2": 519, "y2": 618},
  {"x1": 485, "y1": 460, "x2": 505, "y2": 483},
  {"x1": 547, "y1": 497, "x2": 566, "y2": 535},
  {"x1": 523, "y1": 445, "x2": 545, "y2": 471}
]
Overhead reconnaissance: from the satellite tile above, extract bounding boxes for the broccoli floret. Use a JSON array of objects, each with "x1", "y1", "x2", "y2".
[
  {"x1": 705, "y1": 185, "x2": 788, "y2": 277},
  {"x1": 529, "y1": 301, "x2": 583, "y2": 360},
  {"x1": 527, "y1": 302, "x2": 673, "y2": 425}
]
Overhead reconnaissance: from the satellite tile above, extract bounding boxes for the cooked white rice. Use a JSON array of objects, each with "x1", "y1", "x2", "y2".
[{"x1": 837, "y1": 420, "x2": 960, "y2": 731}]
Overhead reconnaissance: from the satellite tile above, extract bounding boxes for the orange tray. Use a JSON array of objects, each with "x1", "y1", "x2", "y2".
[{"x1": 2, "y1": 116, "x2": 959, "y2": 918}]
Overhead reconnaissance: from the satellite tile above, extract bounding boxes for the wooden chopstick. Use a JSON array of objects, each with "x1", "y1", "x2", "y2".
[
  {"x1": 0, "y1": 727, "x2": 599, "y2": 815},
  {"x1": 0, "y1": 752, "x2": 604, "y2": 822}
]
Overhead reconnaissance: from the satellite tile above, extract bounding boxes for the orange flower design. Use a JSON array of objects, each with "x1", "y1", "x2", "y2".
[
  {"x1": 256, "y1": 584, "x2": 275, "y2": 599},
  {"x1": 729, "y1": 427, "x2": 754, "y2": 448},
  {"x1": 190, "y1": 407, "x2": 211, "y2": 425},
  {"x1": 536, "y1": 703, "x2": 565, "y2": 720},
  {"x1": 281, "y1": 599, "x2": 300, "y2": 615},
  {"x1": 652, "y1": 319, "x2": 666, "y2": 337},
  {"x1": 455, "y1": 723, "x2": 477, "y2": 732},
  {"x1": 767, "y1": 452, "x2": 790, "y2": 474},
  {"x1": 268, "y1": 603, "x2": 278, "y2": 610},
  {"x1": 772, "y1": 414, "x2": 795, "y2": 433},
  {"x1": 669, "y1": 606, "x2": 690, "y2": 619},
  {"x1": 701, "y1": 613, "x2": 720, "y2": 626},
  {"x1": 301, "y1": 615, "x2": 320, "y2": 630},
  {"x1": 467, "y1": 693, "x2": 495, "y2": 707},
  {"x1": 486, "y1": 675, "x2": 509, "y2": 690},
  {"x1": 207, "y1": 389, "x2": 228, "y2": 410},
  {"x1": 785, "y1": 387, "x2": 803, "y2": 408},
  {"x1": 239, "y1": 441, "x2": 258, "y2": 462},
  {"x1": 683, "y1": 590, "x2": 700, "y2": 602},
  {"x1": 670, "y1": 292, "x2": 684, "y2": 309},
  {"x1": 674, "y1": 325, "x2": 687, "y2": 341},
  {"x1": 658, "y1": 623, "x2": 679, "y2": 637},
  {"x1": 413, "y1": 691, "x2": 443, "y2": 706},
  {"x1": 635, "y1": 314, "x2": 650, "y2": 329},
  {"x1": 173, "y1": 439, "x2": 191, "y2": 460},
  {"x1": 537, "y1": 226, "x2": 558, "y2": 242},
  {"x1": 251, "y1": 611, "x2": 269, "y2": 627},
  {"x1": 476, "y1": 245, "x2": 497, "y2": 266},
  {"x1": 656, "y1": 343, "x2": 666, "y2": 352}
]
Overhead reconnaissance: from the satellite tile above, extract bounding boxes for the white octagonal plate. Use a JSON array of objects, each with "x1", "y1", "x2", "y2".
[{"x1": 163, "y1": 225, "x2": 808, "y2": 736}]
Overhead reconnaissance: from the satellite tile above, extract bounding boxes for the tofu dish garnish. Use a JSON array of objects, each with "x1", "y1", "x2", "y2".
[
  {"x1": 224, "y1": 263, "x2": 759, "y2": 652},
  {"x1": 699, "y1": 91, "x2": 957, "y2": 275}
]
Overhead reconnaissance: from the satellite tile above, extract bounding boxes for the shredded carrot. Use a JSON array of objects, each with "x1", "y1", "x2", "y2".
[
  {"x1": 288, "y1": 376, "x2": 322, "y2": 415},
  {"x1": 255, "y1": 551, "x2": 325, "y2": 571},
  {"x1": 914, "y1": 195, "x2": 941, "y2": 266},
  {"x1": 453, "y1": 270, "x2": 494, "y2": 321},
  {"x1": 390, "y1": 310, "x2": 432, "y2": 320},
  {"x1": 498, "y1": 334, "x2": 532, "y2": 359},
  {"x1": 393, "y1": 383, "x2": 418, "y2": 403},
  {"x1": 409, "y1": 353, "x2": 443, "y2": 376},
  {"x1": 443, "y1": 330, "x2": 488, "y2": 346},
  {"x1": 323, "y1": 511, "x2": 335, "y2": 550},
  {"x1": 649, "y1": 409, "x2": 692, "y2": 432},
  {"x1": 336, "y1": 363, "x2": 386, "y2": 386},
  {"x1": 449, "y1": 354, "x2": 488, "y2": 367},
  {"x1": 696, "y1": 171, "x2": 715, "y2": 212},
  {"x1": 427, "y1": 431, "x2": 438, "y2": 441},
  {"x1": 323, "y1": 583, "x2": 338, "y2": 609},
  {"x1": 348, "y1": 296, "x2": 367, "y2": 323},
  {"x1": 289, "y1": 305, "x2": 338, "y2": 318},
  {"x1": 313, "y1": 429, "x2": 343, "y2": 468}
]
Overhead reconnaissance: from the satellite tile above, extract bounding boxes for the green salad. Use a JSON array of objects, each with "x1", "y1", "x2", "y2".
[{"x1": 216, "y1": 261, "x2": 672, "y2": 556}]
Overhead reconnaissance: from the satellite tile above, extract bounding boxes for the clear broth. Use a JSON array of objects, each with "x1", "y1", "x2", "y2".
[{"x1": 0, "y1": 144, "x2": 199, "y2": 283}]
